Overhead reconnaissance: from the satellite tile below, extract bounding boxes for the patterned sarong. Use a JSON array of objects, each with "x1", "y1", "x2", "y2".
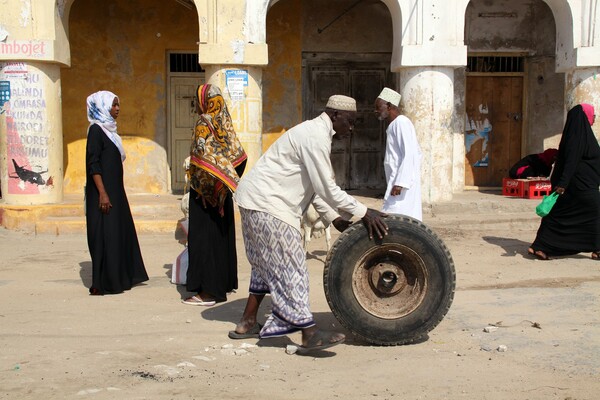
[{"x1": 240, "y1": 208, "x2": 315, "y2": 337}]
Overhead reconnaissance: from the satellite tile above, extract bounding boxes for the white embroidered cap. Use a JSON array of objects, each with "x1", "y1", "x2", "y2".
[
  {"x1": 326, "y1": 95, "x2": 357, "y2": 112},
  {"x1": 378, "y1": 87, "x2": 401, "y2": 107}
]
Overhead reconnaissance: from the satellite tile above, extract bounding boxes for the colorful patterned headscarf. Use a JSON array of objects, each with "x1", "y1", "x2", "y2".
[
  {"x1": 86, "y1": 90, "x2": 126, "y2": 162},
  {"x1": 188, "y1": 84, "x2": 247, "y2": 215}
]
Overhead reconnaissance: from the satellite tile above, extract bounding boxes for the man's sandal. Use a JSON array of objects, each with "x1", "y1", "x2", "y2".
[
  {"x1": 228, "y1": 323, "x2": 262, "y2": 339},
  {"x1": 296, "y1": 330, "x2": 345, "y2": 355}
]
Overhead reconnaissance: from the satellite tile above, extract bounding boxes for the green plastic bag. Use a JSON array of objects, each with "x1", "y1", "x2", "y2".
[{"x1": 535, "y1": 192, "x2": 559, "y2": 217}]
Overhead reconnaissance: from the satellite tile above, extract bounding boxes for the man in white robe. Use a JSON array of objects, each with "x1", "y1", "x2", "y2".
[{"x1": 375, "y1": 87, "x2": 423, "y2": 221}]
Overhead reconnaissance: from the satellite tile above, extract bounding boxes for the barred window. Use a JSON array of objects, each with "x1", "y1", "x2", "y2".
[
  {"x1": 169, "y1": 53, "x2": 204, "y2": 73},
  {"x1": 466, "y1": 56, "x2": 524, "y2": 73}
]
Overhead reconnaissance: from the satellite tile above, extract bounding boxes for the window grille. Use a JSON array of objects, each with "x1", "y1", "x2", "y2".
[
  {"x1": 169, "y1": 53, "x2": 204, "y2": 73},
  {"x1": 466, "y1": 56, "x2": 523, "y2": 73}
]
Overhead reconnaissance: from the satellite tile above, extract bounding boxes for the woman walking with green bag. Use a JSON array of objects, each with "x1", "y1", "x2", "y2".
[{"x1": 528, "y1": 104, "x2": 600, "y2": 260}]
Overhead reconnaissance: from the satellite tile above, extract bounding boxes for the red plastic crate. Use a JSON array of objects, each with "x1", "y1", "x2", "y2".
[
  {"x1": 523, "y1": 179, "x2": 552, "y2": 199},
  {"x1": 502, "y1": 178, "x2": 524, "y2": 197}
]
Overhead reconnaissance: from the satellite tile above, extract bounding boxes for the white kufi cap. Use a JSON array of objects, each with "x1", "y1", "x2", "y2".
[
  {"x1": 326, "y1": 95, "x2": 357, "y2": 112},
  {"x1": 378, "y1": 87, "x2": 401, "y2": 107}
]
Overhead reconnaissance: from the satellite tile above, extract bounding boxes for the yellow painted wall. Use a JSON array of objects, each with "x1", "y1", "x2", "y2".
[
  {"x1": 60, "y1": 0, "x2": 199, "y2": 194},
  {"x1": 262, "y1": 0, "x2": 303, "y2": 152}
]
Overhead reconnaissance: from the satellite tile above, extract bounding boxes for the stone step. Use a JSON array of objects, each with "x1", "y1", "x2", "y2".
[
  {"x1": 35, "y1": 216, "x2": 180, "y2": 235},
  {"x1": 425, "y1": 212, "x2": 540, "y2": 233},
  {"x1": 0, "y1": 193, "x2": 186, "y2": 235},
  {"x1": 27, "y1": 210, "x2": 540, "y2": 235},
  {"x1": 0, "y1": 190, "x2": 543, "y2": 236},
  {"x1": 352, "y1": 189, "x2": 542, "y2": 233}
]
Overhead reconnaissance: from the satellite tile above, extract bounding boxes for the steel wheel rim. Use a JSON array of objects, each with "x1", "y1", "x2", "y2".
[{"x1": 351, "y1": 244, "x2": 428, "y2": 319}]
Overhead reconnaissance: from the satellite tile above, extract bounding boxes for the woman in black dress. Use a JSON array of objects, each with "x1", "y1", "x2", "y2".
[
  {"x1": 509, "y1": 148, "x2": 557, "y2": 179},
  {"x1": 182, "y1": 84, "x2": 247, "y2": 306},
  {"x1": 85, "y1": 91, "x2": 148, "y2": 294},
  {"x1": 528, "y1": 104, "x2": 600, "y2": 260}
]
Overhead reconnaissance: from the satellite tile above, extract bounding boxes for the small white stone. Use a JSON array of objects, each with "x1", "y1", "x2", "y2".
[
  {"x1": 177, "y1": 361, "x2": 196, "y2": 367},
  {"x1": 480, "y1": 344, "x2": 493, "y2": 352},
  {"x1": 497, "y1": 345, "x2": 508, "y2": 352},
  {"x1": 259, "y1": 364, "x2": 270, "y2": 369},
  {"x1": 153, "y1": 365, "x2": 180, "y2": 375},
  {"x1": 285, "y1": 345, "x2": 298, "y2": 355},
  {"x1": 221, "y1": 344, "x2": 234, "y2": 349},
  {"x1": 220, "y1": 348, "x2": 236, "y2": 356},
  {"x1": 186, "y1": 319, "x2": 192, "y2": 323},
  {"x1": 77, "y1": 388, "x2": 103, "y2": 395},
  {"x1": 234, "y1": 349, "x2": 249, "y2": 356},
  {"x1": 239, "y1": 343, "x2": 257, "y2": 349},
  {"x1": 192, "y1": 355, "x2": 213, "y2": 362},
  {"x1": 483, "y1": 326, "x2": 498, "y2": 333}
]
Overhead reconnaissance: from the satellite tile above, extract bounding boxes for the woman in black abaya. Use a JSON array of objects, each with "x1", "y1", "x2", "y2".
[
  {"x1": 85, "y1": 91, "x2": 148, "y2": 294},
  {"x1": 528, "y1": 104, "x2": 600, "y2": 260},
  {"x1": 182, "y1": 84, "x2": 247, "y2": 306}
]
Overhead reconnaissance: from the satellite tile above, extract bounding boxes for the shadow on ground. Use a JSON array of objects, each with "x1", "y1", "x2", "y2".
[
  {"x1": 482, "y1": 236, "x2": 532, "y2": 257},
  {"x1": 79, "y1": 261, "x2": 92, "y2": 288}
]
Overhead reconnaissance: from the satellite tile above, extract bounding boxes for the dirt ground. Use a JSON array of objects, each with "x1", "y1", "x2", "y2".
[{"x1": 1, "y1": 202, "x2": 600, "y2": 399}]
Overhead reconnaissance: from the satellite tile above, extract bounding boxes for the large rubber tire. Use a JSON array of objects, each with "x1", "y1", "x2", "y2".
[{"x1": 323, "y1": 215, "x2": 456, "y2": 345}]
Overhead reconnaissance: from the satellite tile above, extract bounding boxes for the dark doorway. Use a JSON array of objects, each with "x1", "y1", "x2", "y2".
[{"x1": 303, "y1": 53, "x2": 391, "y2": 190}]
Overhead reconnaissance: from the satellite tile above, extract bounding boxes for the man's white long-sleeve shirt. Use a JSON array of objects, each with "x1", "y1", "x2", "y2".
[{"x1": 234, "y1": 112, "x2": 367, "y2": 232}]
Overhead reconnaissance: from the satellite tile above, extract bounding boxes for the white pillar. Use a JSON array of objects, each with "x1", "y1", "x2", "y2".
[
  {"x1": 399, "y1": 66, "x2": 455, "y2": 204},
  {"x1": 203, "y1": 65, "x2": 263, "y2": 169},
  {"x1": 0, "y1": 61, "x2": 63, "y2": 204}
]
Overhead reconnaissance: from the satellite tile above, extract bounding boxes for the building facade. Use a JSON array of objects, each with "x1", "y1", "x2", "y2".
[{"x1": 1, "y1": 0, "x2": 599, "y2": 205}]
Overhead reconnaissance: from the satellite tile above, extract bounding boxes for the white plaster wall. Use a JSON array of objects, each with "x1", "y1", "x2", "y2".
[
  {"x1": 526, "y1": 57, "x2": 565, "y2": 153},
  {"x1": 394, "y1": 0, "x2": 467, "y2": 68},
  {"x1": 566, "y1": 67, "x2": 600, "y2": 111}
]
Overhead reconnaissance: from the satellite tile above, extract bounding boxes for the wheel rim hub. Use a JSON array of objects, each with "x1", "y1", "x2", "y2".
[{"x1": 352, "y1": 245, "x2": 428, "y2": 319}]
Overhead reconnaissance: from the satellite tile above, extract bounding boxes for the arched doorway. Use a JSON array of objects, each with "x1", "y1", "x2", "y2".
[
  {"x1": 463, "y1": 0, "x2": 563, "y2": 187},
  {"x1": 263, "y1": 0, "x2": 394, "y2": 190},
  {"x1": 60, "y1": 0, "x2": 201, "y2": 194}
]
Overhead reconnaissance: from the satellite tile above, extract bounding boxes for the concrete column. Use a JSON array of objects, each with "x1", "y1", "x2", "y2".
[
  {"x1": 565, "y1": 67, "x2": 600, "y2": 113},
  {"x1": 203, "y1": 65, "x2": 263, "y2": 169},
  {"x1": 0, "y1": 61, "x2": 63, "y2": 204},
  {"x1": 399, "y1": 66, "x2": 455, "y2": 204}
]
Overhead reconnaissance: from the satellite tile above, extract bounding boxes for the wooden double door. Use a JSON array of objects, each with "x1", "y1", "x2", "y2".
[
  {"x1": 304, "y1": 57, "x2": 390, "y2": 190},
  {"x1": 465, "y1": 75, "x2": 523, "y2": 187}
]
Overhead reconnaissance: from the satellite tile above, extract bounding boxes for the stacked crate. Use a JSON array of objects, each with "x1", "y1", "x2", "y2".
[{"x1": 502, "y1": 178, "x2": 552, "y2": 199}]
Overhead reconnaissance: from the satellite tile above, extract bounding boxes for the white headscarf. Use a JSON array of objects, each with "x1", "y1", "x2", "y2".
[{"x1": 86, "y1": 90, "x2": 126, "y2": 162}]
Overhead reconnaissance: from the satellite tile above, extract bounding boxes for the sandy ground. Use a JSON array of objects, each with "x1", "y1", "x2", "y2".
[{"x1": 1, "y1": 205, "x2": 600, "y2": 399}]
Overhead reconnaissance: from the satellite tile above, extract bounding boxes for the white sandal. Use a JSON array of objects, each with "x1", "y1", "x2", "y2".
[{"x1": 181, "y1": 295, "x2": 215, "y2": 306}]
